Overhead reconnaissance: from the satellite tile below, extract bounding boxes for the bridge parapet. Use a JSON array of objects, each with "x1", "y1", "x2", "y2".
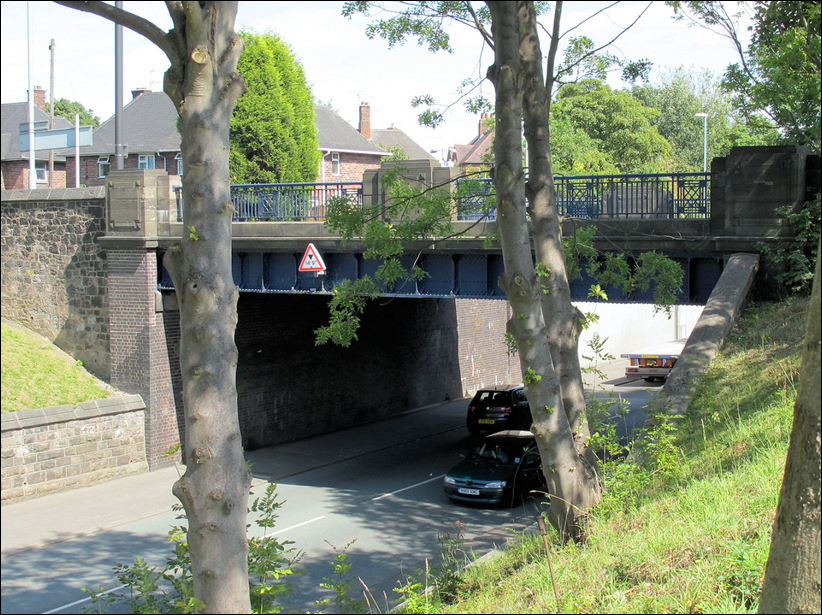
[{"x1": 710, "y1": 145, "x2": 812, "y2": 238}]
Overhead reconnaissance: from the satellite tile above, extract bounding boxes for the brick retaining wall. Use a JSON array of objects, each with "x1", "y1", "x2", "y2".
[{"x1": 1, "y1": 394, "x2": 147, "y2": 503}]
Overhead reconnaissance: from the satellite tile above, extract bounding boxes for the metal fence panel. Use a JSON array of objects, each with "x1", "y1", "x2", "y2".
[
  {"x1": 456, "y1": 172, "x2": 710, "y2": 220},
  {"x1": 174, "y1": 182, "x2": 363, "y2": 221},
  {"x1": 173, "y1": 173, "x2": 708, "y2": 223}
]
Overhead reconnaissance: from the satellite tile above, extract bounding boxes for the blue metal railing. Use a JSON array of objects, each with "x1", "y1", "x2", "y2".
[
  {"x1": 456, "y1": 172, "x2": 710, "y2": 220},
  {"x1": 172, "y1": 172, "x2": 710, "y2": 223},
  {"x1": 173, "y1": 182, "x2": 363, "y2": 222}
]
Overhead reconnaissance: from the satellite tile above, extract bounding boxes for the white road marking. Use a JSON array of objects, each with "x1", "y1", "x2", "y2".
[
  {"x1": 45, "y1": 476, "x2": 441, "y2": 612},
  {"x1": 269, "y1": 515, "x2": 327, "y2": 536},
  {"x1": 44, "y1": 583, "x2": 127, "y2": 614},
  {"x1": 371, "y1": 474, "x2": 445, "y2": 501}
]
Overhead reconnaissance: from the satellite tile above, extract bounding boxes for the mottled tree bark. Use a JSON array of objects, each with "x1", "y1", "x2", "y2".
[
  {"x1": 486, "y1": 0, "x2": 596, "y2": 541},
  {"x1": 759, "y1": 238, "x2": 821, "y2": 614},
  {"x1": 518, "y1": 2, "x2": 602, "y2": 492},
  {"x1": 55, "y1": 2, "x2": 251, "y2": 611}
]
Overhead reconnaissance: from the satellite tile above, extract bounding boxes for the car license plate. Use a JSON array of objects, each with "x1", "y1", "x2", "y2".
[
  {"x1": 478, "y1": 419, "x2": 495, "y2": 425},
  {"x1": 458, "y1": 488, "x2": 480, "y2": 496}
]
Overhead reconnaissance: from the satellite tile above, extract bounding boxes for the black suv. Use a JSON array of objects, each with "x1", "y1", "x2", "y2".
[{"x1": 466, "y1": 385, "x2": 532, "y2": 436}]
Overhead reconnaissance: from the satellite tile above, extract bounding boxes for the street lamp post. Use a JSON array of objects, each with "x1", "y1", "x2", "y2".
[{"x1": 695, "y1": 112, "x2": 708, "y2": 173}]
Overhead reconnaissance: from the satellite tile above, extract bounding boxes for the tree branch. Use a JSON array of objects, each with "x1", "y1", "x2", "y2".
[
  {"x1": 464, "y1": 1, "x2": 494, "y2": 50},
  {"x1": 544, "y1": 0, "x2": 563, "y2": 109},
  {"x1": 54, "y1": 1, "x2": 179, "y2": 64},
  {"x1": 553, "y1": 1, "x2": 653, "y2": 85}
]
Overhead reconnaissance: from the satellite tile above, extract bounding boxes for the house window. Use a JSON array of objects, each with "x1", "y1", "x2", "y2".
[
  {"x1": 98, "y1": 156, "x2": 111, "y2": 178},
  {"x1": 35, "y1": 161, "x2": 47, "y2": 183},
  {"x1": 175, "y1": 153, "x2": 183, "y2": 176},
  {"x1": 331, "y1": 152, "x2": 340, "y2": 176},
  {"x1": 138, "y1": 154, "x2": 156, "y2": 169}
]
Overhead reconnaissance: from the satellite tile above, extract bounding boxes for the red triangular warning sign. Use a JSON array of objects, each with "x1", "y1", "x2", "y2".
[{"x1": 298, "y1": 243, "x2": 326, "y2": 272}]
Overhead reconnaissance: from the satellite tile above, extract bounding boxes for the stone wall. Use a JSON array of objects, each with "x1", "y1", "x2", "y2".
[
  {"x1": 1, "y1": 394, "x2": 147, "y2": 503},
  {"x1": 0, "y1": 187, "x2": 109, "y2": 379}
]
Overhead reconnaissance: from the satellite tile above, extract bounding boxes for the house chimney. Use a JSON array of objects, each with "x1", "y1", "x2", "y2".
[
  {"x1": 131, "y1": 87, "x2": 151, "y2": 100},
  {"x1": 33, "y1": 85, "x2": 46, "y2": 110},
  {"x1": 478, "y1": 112, "x2": 494, "y2": 137},
  {"x1": 358, "y1": 102, "x2": 371, "y2": 140}
]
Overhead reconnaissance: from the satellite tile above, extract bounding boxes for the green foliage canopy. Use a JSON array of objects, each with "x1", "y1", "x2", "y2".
[
  {"x1": 670, "y1": 0, "x2": 821, "y2": 154},
  {"x1": 632, "y1": 68, "x2": 780, "y2": 171},
  {"x1": 550, "y1": 80, "x2": 675, "y2": 174},
  {"x1": 45, "y1": 98, "x2": 100, "y2": 127},
  {"x1": 230, "y1": 32, "x2": 320, "y2": 184},
  {"x1": 725, "y1": 0, "x2": 821, "y2": 153}
]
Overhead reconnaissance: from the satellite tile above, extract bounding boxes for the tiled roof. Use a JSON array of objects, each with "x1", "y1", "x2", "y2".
[
  {"x1": 454, "y1": 131, "x2": 493, "y2": 166},
  {"x1": 1, "y1": 102, "x2": 72, "y2": 161},
  {"x1": 8, "y1": 94, "x2": 404, "y2": 161},
  {"x1": 315, "y1": 104, "x2": 387, "y2": 155},
  {"x1": 452, "y1": 114, "x2": 494, "y2": 167},
  {"x1": 371, "y1": 127, "x2": 437, "y2": 161},
  {"x1": 54, "y1": 91, "x2": 180, "y2": 157}
]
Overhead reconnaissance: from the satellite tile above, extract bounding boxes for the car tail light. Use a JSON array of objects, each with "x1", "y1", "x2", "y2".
[
  {"x1": 468, "y1": 405, "x2": 476, "y2": 413},
  {"x1": 499, "y1": 406, "x2": 512, "y2": 414}
]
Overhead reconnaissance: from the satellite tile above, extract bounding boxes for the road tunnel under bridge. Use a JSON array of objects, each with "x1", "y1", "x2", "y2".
[{"x1": 223, "y1": 293, "x2": 520, "y2": 450}]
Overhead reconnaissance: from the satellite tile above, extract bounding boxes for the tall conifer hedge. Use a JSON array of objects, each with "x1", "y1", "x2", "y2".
[{"x1": 230, "y1": 32, "x2": 320, "y2": 184}]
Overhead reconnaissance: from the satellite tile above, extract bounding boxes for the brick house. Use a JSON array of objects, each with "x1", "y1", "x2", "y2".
[
  {"x1": 54, "y1": 88, "x2": 183, "y2": 188},
  {"x1": 449, "y1": 112, "x2": 494, "y2": 175},
  {"x1": 316, "y1": 102, "x2": 390, "y2": 182},
  {"x1": 34, "y1": 89, "x2": 432, "y2": 187},
  {"x1": 316, "y1": 101, "x2": 440, "y2": 182},
  {"x1": 1, "y1": 86, "x2": 70, "y2": 190}
]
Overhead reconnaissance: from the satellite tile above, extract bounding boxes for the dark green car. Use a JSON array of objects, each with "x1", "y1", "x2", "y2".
[{"x1": 443, "y1": 430, "x2": 547, "y2": 507}]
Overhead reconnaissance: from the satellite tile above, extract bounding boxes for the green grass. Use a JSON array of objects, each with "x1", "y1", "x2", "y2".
[
  {"x1": 1, "y1": 322, "x2": 111, "y2": 412},
  {"x1": 394, "y1": 296, "x2": 807, "y2": 615}
]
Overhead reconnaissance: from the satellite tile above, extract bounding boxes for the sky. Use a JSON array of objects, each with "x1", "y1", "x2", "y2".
[{"x1": 0, "y1": 1, "x2": 751, "y2": 162}]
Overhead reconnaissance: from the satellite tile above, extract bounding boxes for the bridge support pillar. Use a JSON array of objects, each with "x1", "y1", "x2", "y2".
[{"x1": 101, "y1": 169, "x2": 182, "y2": 470}]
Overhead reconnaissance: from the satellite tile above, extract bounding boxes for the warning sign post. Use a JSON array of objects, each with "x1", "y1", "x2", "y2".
[{"x1": 299, "y1": 243, "x2": 326, "y2": 273}]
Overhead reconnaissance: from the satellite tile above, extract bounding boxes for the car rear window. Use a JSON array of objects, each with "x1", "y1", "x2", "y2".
[{"x1": 475, "y1": 391, "x2": 512, "y2": 405}]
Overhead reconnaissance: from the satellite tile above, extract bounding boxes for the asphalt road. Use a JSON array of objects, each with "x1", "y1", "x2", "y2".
[{"x1": 1, "y1": 359, "x2": 659, "y2": 614}]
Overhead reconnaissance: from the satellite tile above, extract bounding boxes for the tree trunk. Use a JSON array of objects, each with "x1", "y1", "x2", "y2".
[
  {"x1": 162, "y1": 4, "x2": 251, "y2": 613},
  {"x1": 758, "y1": 238, "x2": 821, "y2": 614},
  {"x1": 517, "y1": 2, "x2": 602, "y2": 490},
  {"x1": 486, "y1": 0, "x2": 593, "y2": 542},
  {"x1": 55, "y1": 2, "x2": 252, "y2": 611}
]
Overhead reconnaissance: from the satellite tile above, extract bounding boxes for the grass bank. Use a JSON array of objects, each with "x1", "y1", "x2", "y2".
[
  {"x1": 392, "y1": 297, "x2": 806, "y2": 614},
  {"x1": 1, "y1": 321, "x2": 111, "y2": 412}
]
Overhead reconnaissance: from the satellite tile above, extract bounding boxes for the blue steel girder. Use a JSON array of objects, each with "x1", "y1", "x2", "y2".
[{"x1": 157, "y1": 249, "x2": 723, "y2": 304}]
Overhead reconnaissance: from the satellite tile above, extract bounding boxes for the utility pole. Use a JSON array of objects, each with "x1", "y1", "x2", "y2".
[
  {"x1": 114, "y1": 0, "x2": 124, "y2": 170},
  {"x1": 26, "y1": 1, "x2": 35, "y2": 189},
  {"x1": 49, "y1": 38, "x2": 55, "y2": 188}
]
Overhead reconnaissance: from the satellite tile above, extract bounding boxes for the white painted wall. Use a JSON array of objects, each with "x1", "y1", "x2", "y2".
[{"x1": 574, "y1": 302, "x2": 704, "y2": 365}]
